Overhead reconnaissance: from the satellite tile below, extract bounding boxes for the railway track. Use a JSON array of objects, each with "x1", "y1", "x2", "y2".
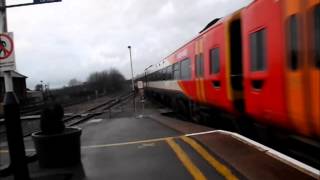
[
  {"x1": 64, "y1": 92, "x2": 133, "y2": 126},
  {"x1": 0, "y1": 92, "x2": 133, "y2": 141}
]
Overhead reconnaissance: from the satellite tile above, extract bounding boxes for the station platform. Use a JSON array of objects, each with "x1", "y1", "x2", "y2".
[{"x1": 0, "y1": 99, "x2": 319, "y2": 180}]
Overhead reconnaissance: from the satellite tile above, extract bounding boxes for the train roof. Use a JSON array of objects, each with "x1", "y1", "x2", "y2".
[{"x1": 143, "y1": 1, "x2": 254, "y2": 75}]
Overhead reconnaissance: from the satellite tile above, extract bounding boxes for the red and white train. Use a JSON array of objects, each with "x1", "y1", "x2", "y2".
[{"x1": 136, "y1": 0, "x2": 320, "y2": 140}]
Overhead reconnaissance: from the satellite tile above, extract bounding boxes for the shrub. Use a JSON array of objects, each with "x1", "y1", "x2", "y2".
[{"x1": 40, "y1": 103, "x2": 65, "y2": 135}]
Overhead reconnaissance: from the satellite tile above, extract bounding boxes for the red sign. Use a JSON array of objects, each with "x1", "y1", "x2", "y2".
[{"x1": 0, "y1": 34, "x2": 14, "y2": 60}]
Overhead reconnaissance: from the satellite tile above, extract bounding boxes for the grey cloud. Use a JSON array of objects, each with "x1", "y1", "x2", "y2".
[{"x1": 7, "y1": 0, "x2": 252, "y2": 89}]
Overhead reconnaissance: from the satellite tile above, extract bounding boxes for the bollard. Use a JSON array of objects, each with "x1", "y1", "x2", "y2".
[{"x1": 3, "y1": 92, "x2": 30, "y2": 180}]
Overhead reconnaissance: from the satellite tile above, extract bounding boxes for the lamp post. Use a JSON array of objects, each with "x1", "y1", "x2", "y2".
[{"x1": 128, "y1": 46, "x2": 135, "y2": 112}]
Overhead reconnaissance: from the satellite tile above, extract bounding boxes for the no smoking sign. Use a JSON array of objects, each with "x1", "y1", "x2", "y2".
[{"x1": 0, "y1": 32, "x2": 16, "y2": 71}]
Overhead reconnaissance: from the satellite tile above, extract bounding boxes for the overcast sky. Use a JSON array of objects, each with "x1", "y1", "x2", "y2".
[{"x1": 6, "y1": 0, "x2": 252, "y2": 89}]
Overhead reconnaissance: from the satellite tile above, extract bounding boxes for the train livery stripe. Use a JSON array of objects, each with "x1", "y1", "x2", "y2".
[
  {"x1": 199, "y1": 39, "x2": 206, "y2": 103},
  {"x1": 225, "y1": 21, "x2": 232, "y2": 101},
  {"x1": 178, "y1": 81, "x2": 189, "y2": 97},
  {"x1": 181, "y1": 136, "x2": 239, "y2": 180},
  {"x1": 195, "y1": 41, "x2": 201, "y2": 102},
  {"x1": 194, "y1": 39, "x2": 206, "y2": 103},
  {"x1": 166, "y1": 138, "x2": 207, "y2": 180}
]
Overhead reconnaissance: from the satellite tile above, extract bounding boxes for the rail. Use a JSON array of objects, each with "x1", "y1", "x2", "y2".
[{"x1": 0, "y1": 92, "x2": 133, "y2": 141}]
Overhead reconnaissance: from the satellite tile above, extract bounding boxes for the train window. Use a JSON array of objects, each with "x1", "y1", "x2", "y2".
[
  {"x1": 150, "y1": 73, "x2": 153, "y2": 81},
  {"x1": 156, "y1": 72, "x2": 159, "y2": 80},
  {"x1": 161, "y1": 69, "x2": 166, "y2": 80},
  {"x1": 145, "y1": 73, "x2": 148, "y2": 82},
  {"x1": 180, "y1": 58, "x2": 191, "y2": 80},
  {"x1": 164, "y1": 68, "x2": 168, "y2": 80},
  {"x1": 153, "y1": 73, "x2": 157, "y2": 81},
  {"x1": 162, "y1": 68, "x2": 166, "y2": 80},
  {"x1": 173, "y1": 62, "x2": 180, "y2": 80},
  {"x1": 288, "y1": 15, "x2": 299, "y2": 71},
  {"x1": 157, "y1": 70, "x2": 162, "y2": 81},
  {"x1": 196, "y1": 53, "x2": 204, "y2": 77},
  {"x1": 250, "y1": 29, "x2": 267, "y2": 71},
  {"x1": 160, "y1": 69, "x2": 164, "y2": 80},
  {"x1": 315, "y1": 5, "x2": 320, "y2": 69},
  {"x1": 154, "y1": 73, "x2": 157, "y2": 81},
  {"x1": 166, "y1": 66, "x2": 173, "y2": 80},
  {"x1": 159, "y1": 69, "x2": 163, "y2": 80},
  {"x1": 210, "y1": 48, "x2": 220, "y2": 74},
  {"x1": 148, "y1": 74, "x2": 151, "y2": 81},
  {"x1": 153, "y1": 74, "x2": 156, "y2": 81},
  {"x1": 153, "y1": 72, "x2": 156, "y2": 81},
  {"x1": 155, "y1": 71, "x2": 159, "y2": 81}
]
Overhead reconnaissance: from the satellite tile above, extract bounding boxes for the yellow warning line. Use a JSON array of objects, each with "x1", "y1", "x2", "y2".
[
  {"x1": 181, "y1": 136, "x2": 238, "y2": 180},
  {"x1": 0, "y1": 135, "x2": 239, "y2": 180},
  {"x1": 166, "y1": 138, "x2": 207, "y2": 180}
]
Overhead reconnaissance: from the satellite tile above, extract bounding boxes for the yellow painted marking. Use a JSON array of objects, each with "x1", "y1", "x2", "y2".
[
  {"x1": 166, "y1": 138, "x2": 207, "y2": 180},
  {"x1": 0, "y1": 134, "x2": 237, "y2": 180},
  {"x1": 181, "y1": 136, "x2": 238, "y2": 180}
]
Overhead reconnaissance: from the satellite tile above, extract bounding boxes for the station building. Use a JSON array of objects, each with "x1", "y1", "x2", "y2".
[{"x1": 0, "y1": 71, "x2": 27, "y2": 104}]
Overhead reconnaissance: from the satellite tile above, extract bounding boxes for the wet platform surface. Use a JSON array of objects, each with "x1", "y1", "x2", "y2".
[
  {"x1": 68, "y1": 115, "x2": 230, "y2": 180},
  {"x1": 0, "y1": 100, "x2": 319, "y2": 180}
]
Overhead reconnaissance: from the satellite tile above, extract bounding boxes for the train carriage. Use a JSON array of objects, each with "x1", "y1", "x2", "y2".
[
  {"x1": 242, "y1": 0, "x2": 289, "y2": 128},
  {"x1": 137, "y1": 0, "x2": 320, "y2": 140}
]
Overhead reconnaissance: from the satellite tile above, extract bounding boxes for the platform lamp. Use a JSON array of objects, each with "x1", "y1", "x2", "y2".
[{"x1": 128, "y1": 46, "x2": 136, "y2": 112}]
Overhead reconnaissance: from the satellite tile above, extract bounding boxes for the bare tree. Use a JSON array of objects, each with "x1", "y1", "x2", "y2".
[
  {"x1": 87, "y1": 68, "x2": 125, "y2": 94},
  {"x1": 68, "y1": 78, "x2": 82, "y2": 87},
  {"x1": 35, "y1": 84, "x2": 43, "y2": 91}
]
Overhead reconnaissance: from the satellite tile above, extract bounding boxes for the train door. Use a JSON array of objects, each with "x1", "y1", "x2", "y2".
[
  {"x1": 228, "y1": 13, "x2": 244, "y2": 112},
  {"x1": 242, "y1": 0, "x2": 289, "y2": 128},
  {"x1": 284, "y1": 0, "x2": 320, "y2": 137},
  {"x1": 283, "y1": 0, "x2": 311, "y2": 136},
  {"x1": 306, "y1": 0, "x2": 320, "y2": 137}
]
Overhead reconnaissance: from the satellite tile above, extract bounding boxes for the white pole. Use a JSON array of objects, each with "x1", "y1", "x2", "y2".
[
  {"x1": 128, "y1": 46, "x2": 136, "y2": 112},
  {"x1": 128, "y1": 46, "x2": 134, "y2": 92}
]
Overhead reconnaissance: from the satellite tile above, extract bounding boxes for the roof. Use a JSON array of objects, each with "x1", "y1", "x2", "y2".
[{"x1": 0, "y1": 71, "x2": 27, "y2": 78}]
